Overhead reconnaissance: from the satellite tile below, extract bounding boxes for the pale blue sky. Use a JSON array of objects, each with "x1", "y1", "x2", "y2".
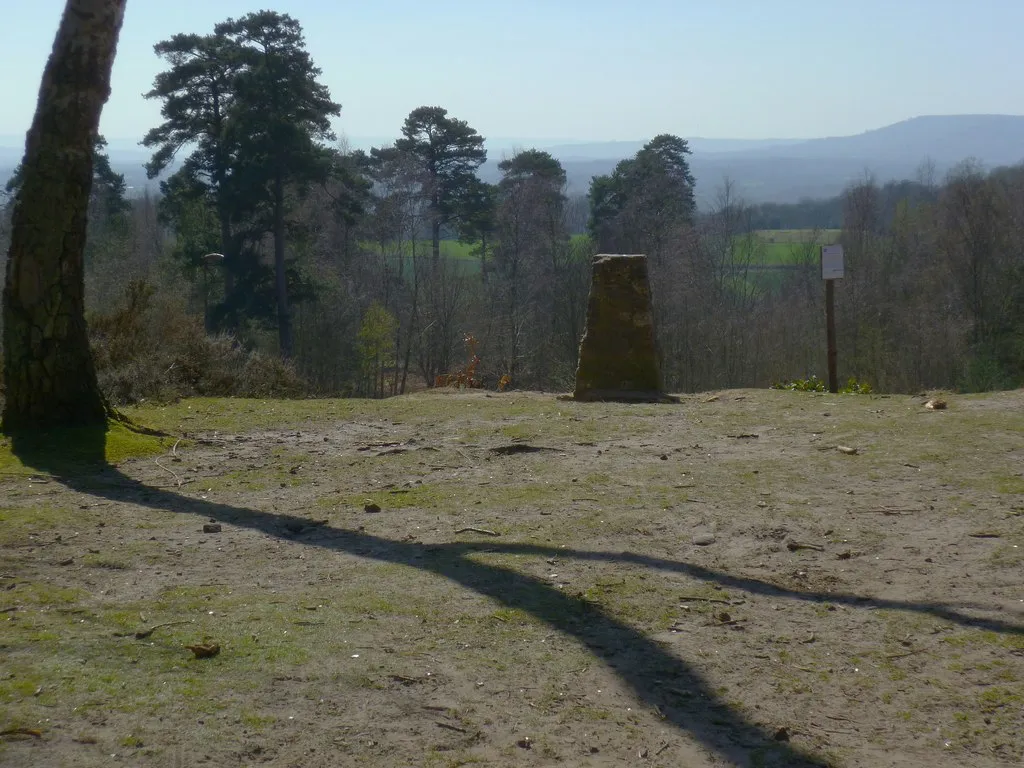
[{"x1": 2, "y1": 0, "x2": 1022, "y2": 144}]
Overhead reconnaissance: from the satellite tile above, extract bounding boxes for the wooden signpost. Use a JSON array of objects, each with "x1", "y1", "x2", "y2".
[{"x1": 820, "y1": 245, "x2": 844, "y2": 393}]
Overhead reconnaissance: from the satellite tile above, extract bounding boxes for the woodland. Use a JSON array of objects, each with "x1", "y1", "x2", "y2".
[{"x1": 2, "y1": 10, "x2": 1022, "y2": 412}]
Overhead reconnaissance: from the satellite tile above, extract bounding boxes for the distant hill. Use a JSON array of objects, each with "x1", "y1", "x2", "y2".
[
  {"x1": 724, "y1": 114, "x2": 1024, "y2": 162},
  {"x1": 535, "y1": 115, "x2": 1024, "y2": 204},
  {"x1": 2, "y1": 115, "x2": 1023, "y2": 207}
]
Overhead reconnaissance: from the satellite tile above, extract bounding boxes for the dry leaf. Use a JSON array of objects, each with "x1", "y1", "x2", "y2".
[{"x1": 186, "y1": 642, "x2": 221, "y2": 659}]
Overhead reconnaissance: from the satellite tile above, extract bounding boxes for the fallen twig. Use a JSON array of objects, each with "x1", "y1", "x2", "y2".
[
  {"x1": 489, "y1": 444, "x2": 559, "y2": 455},
  {"x1": 115, "y1": 619, "x2": 194, "y2": 639},
  {"x1": 389, "y1": 674, "x2": 420, "y2": 685},
  {"x1": 786, "y1": 540, "x2": 825, "y2": 552},
  {"x1": 455, "y1": 527, "x2": 500, "y2": 536},
  {"x1": 886, "y1": 648, "x2": 928, "y2": 660},
  {"x1": 451, "y1": 447, "x2": 475, "y2": 464},
  {"x1": 154, "y1": 459, "x2": 184, "y2": 488},
  {"x1": 679, "y1": 595, "x2": 733, "y2": 605},
  {"x1": 825, "y1": 714, "x2": 862, "y2": 724},
  {"x1": 851, "y1": 508, "x2": 919, "y2": 516},
  {"x1": 435, "y1": 721, "x2": 469, "y2": 734},
  {"x1": 0, "y1": 727, "x2": 42, "y2": 739}
]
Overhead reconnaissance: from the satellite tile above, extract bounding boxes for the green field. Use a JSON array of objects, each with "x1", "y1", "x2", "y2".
[
  {"x1": 753, "y1": 229, "x2": 841, "y2": 266},
  {"x1": 360, "y1": 230, "x2": 837, "y2": 282},
  {"x1": 360, "y1": 240, "x2": 482, "y2": 276}
]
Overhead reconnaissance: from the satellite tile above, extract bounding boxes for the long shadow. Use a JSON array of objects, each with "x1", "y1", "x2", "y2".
[
  {"x1": 11, "y1": 425, "x2": 1022, "y2": 765},
  {"x1": 472, "y1": 544, "x2": 1024, "y2": 636}
]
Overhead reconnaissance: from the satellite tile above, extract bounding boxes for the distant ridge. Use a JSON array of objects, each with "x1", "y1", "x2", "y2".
[{"x1": 3, "y1": 115, "x2": 1023, "y2": 205}]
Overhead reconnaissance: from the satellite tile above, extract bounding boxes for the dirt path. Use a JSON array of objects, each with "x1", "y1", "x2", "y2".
[{"x1": 1, "y1": 388, "x2": 1022, "y2": 766}]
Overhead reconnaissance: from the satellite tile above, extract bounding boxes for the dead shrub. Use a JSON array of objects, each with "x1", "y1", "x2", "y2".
[{"x1": 88, "y1": 280, "x2": 305, "y2": 404}]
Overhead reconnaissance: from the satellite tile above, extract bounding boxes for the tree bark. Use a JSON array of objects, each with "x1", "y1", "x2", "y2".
[
  {"x1": 273, "y1": 171, "x2": 293, "y2": 358},
  {"x1": 2, "y1": 0, "x2": 126, "y2": 432}
]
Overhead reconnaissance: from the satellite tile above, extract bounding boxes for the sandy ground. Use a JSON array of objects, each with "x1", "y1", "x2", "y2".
[{"x1": 1, "y1": 388, "x2": 1022, "y2": 767}]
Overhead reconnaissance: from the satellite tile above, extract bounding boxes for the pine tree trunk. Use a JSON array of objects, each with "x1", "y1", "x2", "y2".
[
  {"x1": 1, "y1": 0, "x2": 126, "y2": 432},
  {"x1": 218, "y1": 211, "x2": 234, "y2": 312},
  {"x1": 273, "y1": 172, "x2": 293, "y2": 358},
  {"x1": 431, "y1": 219, "x2": 441, "y2": 262}
]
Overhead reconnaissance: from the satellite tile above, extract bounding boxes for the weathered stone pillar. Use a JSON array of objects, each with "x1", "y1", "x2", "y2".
[{"x1": 572, "y1": 254, "x2": 676, "y2": 403}]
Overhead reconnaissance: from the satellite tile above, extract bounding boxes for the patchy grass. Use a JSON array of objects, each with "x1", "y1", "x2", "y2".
[
  {"x1": 0, "y1": 420, "x2": 173, "y2": 476},
  {"x1": 1, "y1": 387, "x2": 1022, "y2": 767}
]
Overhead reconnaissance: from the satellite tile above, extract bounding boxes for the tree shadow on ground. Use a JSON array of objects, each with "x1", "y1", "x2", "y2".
[{"x1": 11, "y1": 425, "x2": 1023, "y2": 766}]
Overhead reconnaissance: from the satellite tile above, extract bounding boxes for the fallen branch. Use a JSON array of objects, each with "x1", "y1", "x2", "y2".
[{"x1": 455, "y1": 527, "x2": 500, "y2": 537}]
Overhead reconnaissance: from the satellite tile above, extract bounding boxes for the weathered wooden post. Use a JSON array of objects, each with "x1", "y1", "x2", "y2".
[
  {"x1": 572, "y1": 254, "x2": 676, "y2": 403},
  {"x1": 820, "y1": 244, "x2": 844, "y2": 394}
]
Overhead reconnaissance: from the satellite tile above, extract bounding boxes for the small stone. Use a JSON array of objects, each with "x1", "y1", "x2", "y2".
[
  {"x1": 773, "y1": 726, "x2": 790, "y2": 741},
  {"x1": 693, "y1": 533, "x2": 716, "y2": 546},
  {"x1": 202, "y1": 523, "x2": 222, "y2": 534},
  {"x1": 364, "y1": 502, "x2": 382, "y2": 514}
]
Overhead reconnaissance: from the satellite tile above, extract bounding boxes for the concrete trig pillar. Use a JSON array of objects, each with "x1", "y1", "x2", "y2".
[{"x1": 572, "y1": 254, "x2": 676, "y2": 403}]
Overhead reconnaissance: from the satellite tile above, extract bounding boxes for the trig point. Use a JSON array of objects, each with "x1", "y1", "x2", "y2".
[{"x1": 572, "y1": 254, "x2": 676, "y2": 403}]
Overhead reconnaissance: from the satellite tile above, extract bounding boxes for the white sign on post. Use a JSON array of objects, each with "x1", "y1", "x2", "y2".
[{"x1": 821, "y1": 244, "x2": 844, "y2": 280}]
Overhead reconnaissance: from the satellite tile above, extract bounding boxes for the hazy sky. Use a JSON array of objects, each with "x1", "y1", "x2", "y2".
[{"x1": 2, "y1": 0, "x2": 1023, "y2": 145}]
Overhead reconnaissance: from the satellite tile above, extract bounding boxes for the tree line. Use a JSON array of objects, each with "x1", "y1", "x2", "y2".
[{"x1": 2, "y1": 7, "x2": 1021, "y2": 432}]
